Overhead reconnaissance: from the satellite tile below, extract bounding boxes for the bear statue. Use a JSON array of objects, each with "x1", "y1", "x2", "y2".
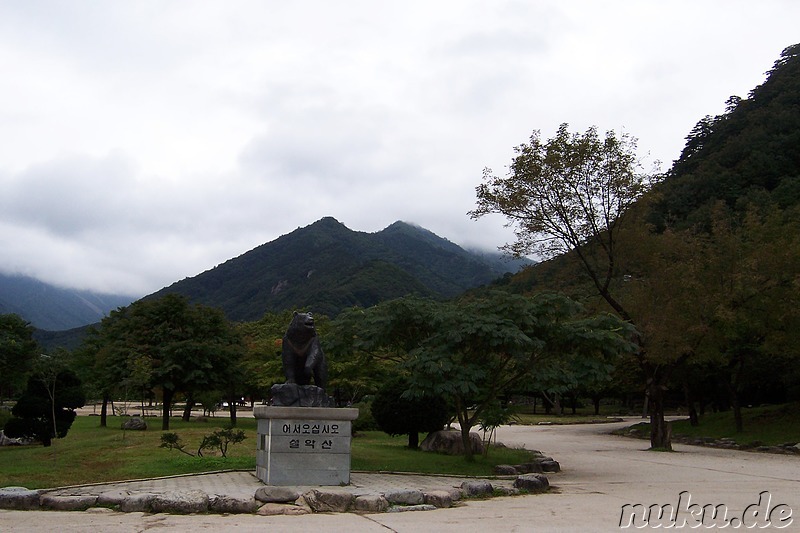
[{"x1": 281, "y1": 311, "x2": 328, "y2": 390}]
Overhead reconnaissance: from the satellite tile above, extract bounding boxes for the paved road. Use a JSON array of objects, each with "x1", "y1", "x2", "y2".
[{"x1": 2, "y1": 420, "x2": 798, "y2": 532}]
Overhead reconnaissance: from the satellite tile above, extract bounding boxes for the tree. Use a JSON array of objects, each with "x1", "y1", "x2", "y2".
[
  {"x1": 0, "y1": 314, "x2": 39, "y2": 401},
  {"x1": 695, "y1": 202, "x2": 800, "y2": 432},
  {"x1": 84, "y1": 295, "x2": 244, "y2": 430},
  {"x1": 4, "y1": 364, "x2": 85, "y2": 446},
  {"x1": 370, "y1": 375, "x2": 449, "y2": 449},
  {"x1": 470, "y1": 124, "x2": 676, "y2": 449},
  {"x1": 345, "y1": 292, "x2": 634, "y2": 460}
]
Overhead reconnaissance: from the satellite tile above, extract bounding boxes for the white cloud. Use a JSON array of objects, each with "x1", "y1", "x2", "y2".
[{"x1": 1, "y1": 0, "x2": 798, "y2": 296}]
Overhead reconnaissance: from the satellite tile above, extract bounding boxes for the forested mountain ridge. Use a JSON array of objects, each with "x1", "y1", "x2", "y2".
[
  {"x1": 147, "y1": 217, "x2": 529, "y2": 320},
  {"x1": 649, "y1": 43, "x2": 800, "y2": 230}
]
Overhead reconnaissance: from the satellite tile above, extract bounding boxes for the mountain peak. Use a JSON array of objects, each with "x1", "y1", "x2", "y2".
[{"x1": 147, "y1": 218, "x2": 525, "y2": 320}]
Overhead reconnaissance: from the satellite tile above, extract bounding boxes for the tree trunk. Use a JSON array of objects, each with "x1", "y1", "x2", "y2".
[
  {"x1": 100, "y1": 393, "x2": 109, "y2": 427},
  {"x1": 647, "y1": 378, "x2": 672, "y2": 450},
  {"x1": 162, "y1": 388, "x2": 174, "y2": 431},
  {"x1": 726, "y1": 358, "x2": 745, "y2": 433},
  {"x1": 407, "y1": 431, "x2": 419, "y2": 449},
  {"x1": 228, "y1": 397, "x2": 238, "y2": 427},
  {"x1": 182, "y1": 397, "x2": 194, "y2": 421},
  {"x1": 592, "y1": 395, "x2": 601, "y2": 416},
  {"x1": 460, "y1": 422, "x2": 474, "y2": 462}
]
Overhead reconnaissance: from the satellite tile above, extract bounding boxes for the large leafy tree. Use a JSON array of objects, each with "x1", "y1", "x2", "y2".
[
  {"x1": 343, "y1": 292, "x2": 633, "y2": 460},
  {"x1": 84, "y1": 294, "x2": 244, "y2": 430},
  {"x1": 470, "y1": 124, "x2": 678, "y2": 449},
  {"x1": 0, "y1": 314, "x2": 39, "y2": 401},
  {"x1": 371, "y1": 375, "x2": 449, "y2": 449}
]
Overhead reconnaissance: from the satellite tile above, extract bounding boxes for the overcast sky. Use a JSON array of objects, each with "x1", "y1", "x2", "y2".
[{"x1": 1, "y1": 1, "x2": 798, "y2": 297}]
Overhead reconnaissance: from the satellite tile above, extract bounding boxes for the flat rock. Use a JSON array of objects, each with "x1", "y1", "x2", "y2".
[
  {"x1": 118, "y1": 492, "x2": 156, "y2": 512},
  {"x1": 387, "y1": 504, "x2": 437, "y2": 512},
  {"x1": 209, "y1": 494, "x2": 259, "y2": 514},
  {"x1": 150, "y1": 490, "x2": 209, "y2": 514},
  {"x1": 385, "y1": 489, "x2": 424, "y2": 505},
  {"x1": 0, "y1": 487, "x2": 41, "y2": 510},
  {"x1": 97, "y1": 489, "x2": 132, "y2": 507},
  {"x1": 514, "y1": 462, "x2": 543, "y2": 474},
  {"x1": 40, "y1": 493, "x2": 98, "y2": 511},
  {"x1": 257, "y1": 502, "x2": 310, "y2": 516}
]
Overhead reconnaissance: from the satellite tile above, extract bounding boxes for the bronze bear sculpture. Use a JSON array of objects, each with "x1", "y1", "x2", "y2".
[{"x1": 281, "y1": 311, "x2": 328, "y2": 390}]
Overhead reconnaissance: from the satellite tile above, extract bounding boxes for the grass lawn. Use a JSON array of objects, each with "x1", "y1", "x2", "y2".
[
  {"x1": 0, "y1": 415, "x2": 537, "y2": 489},
  {"x1": 622, "y1": 403, "x2": 800, "y2": 446}
]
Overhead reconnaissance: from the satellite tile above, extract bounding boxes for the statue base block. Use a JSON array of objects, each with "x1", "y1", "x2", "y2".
[
  {"x1": 254, "y1": 406, "x2": 359, "y2": 486},
  {"x1": 270, "y1": 383, "x2": 334, "y2": 407}
]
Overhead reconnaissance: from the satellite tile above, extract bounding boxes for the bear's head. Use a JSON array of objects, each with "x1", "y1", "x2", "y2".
[{"x1": 287, "y1": 311, "x2": 316, "y2": 341}]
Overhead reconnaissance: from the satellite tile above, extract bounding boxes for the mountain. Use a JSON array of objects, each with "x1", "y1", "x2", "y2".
[
  {"x1": 649, "y1": 43, "x2": 800, "y2": 230},
  {"x1": 0, "y1": 273, "x2": 135, "y2": 331},
  {"x1": 148, "y1": 217, "x2": 529, "y2": 320}
]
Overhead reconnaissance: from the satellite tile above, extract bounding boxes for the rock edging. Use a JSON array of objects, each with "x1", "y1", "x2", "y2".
[{"x1": 0, "y1": 472, "x2": 553, "y2": 515}]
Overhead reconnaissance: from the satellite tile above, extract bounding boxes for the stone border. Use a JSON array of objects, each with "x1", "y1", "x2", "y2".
[{"x1": 0, "y1": 473, "x2": 552, "y2": 516}]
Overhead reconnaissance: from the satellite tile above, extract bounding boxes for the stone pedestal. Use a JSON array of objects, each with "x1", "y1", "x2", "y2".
[{"x1": 254, "y1": 405, "x2": 359, "y2": 486}]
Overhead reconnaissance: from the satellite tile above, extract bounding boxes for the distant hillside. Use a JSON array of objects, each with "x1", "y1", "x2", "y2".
[
  {"x1": 0, "y1": 273, "x2": 134, "y2": 331},
  {"x1": 649, "y1": 43, "x2": 800, "y2": 230},
  {"x1": 148, "y1": 217, "x2": 529, "y2": 320}
]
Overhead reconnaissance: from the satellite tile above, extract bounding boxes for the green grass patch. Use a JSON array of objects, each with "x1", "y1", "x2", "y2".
[
  {"x1": 621, "y1": 403, "x2": 800, "y2": 446},
  {"x1": 1, "y1": 416, "x2": 537, "y2": 489},
  {"x1": 351, "y1": 431, "x2": 537, "y2": 476},
  {"x1": 0, "y1": 416, "x2": 258, "y2": 489}
]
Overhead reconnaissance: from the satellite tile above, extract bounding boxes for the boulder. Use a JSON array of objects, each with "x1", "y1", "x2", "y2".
[
  {"x1": 420, "y1": 430, "x2": 484, "y2": 456},
  {"x1": 423, "y1": 490, "x2": 453, "y2": 508},
  {"x1": 460, "y1": 480, "x2": 493, "y2": 497},
  {"x1": 0, "y1": 487, "x2": 41, "y2": 510},
  {"x1": 254, "y1": 486, "x2": 300, "y2": 503},
  {"x1": 538, "y1": 459, "x2": 561, "y2": 473},
  {"x1": 514, "y1": 473, "x2": 550, "y2": 493},
  {"x1": 353, "y1": 494, "x2": 390, "y2": 513},
  {"x1": 40, "y1": 493, "x2": 98, "y2": 511},
  {"x1": 121, "y1": 417, "x2": 147, "y2": 431}
]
